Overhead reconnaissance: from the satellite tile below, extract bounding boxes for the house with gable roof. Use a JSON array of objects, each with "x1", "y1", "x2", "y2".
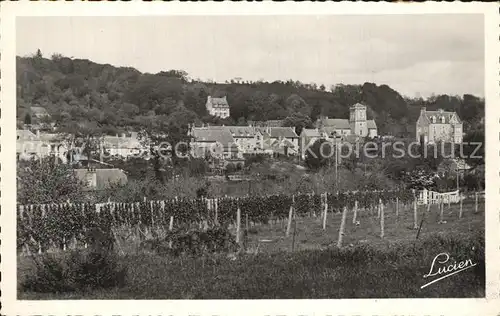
[
  {"x1": 416, "y1": 107, "x2": 463, "y2": 144},
  {"x1": 206, "y1": 96, "x2": 230, "y2": 119}
]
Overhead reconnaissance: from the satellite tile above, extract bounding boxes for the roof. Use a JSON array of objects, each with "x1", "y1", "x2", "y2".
[
  {"x1": 248, "y1": 120, "x2": 283, "y2": 127},
  {"x1": 226, "y1": 126, "x2": 258, "y2": 137},
  {"x1": 191, "y1": 127, "x2": 239, "y2": 152},
  {"x1": 300, "y1": 129, "x2": 322, "y2": 137},
  {"x1": 207, "y1": 96, "x2": 229, "y2": 108},
  {"x1": 421, "y1": 109, "x2": 461, "y2": 124},
  {"x1": 367, "y1": 120, "x2": 377, "y2": 129},
  {"x1": 322, "y1": 119, "x2": 350, "y2": 130},
  {"x1": 257, "y1": 127, "x2": 298, "y2": 138}
]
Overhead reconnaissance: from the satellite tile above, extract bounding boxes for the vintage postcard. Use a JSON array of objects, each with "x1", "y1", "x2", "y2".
[{"x1": 1, "y1": 1, "x2": 499, "y2": 316}]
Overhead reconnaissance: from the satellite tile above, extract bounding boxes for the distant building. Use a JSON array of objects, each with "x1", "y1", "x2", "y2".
[
  {"x1": 315, "y1": 103, "x2": 377, "y2": 138},
  {"x1": 416, "y1": 107, "x2": 463, "y2": 144},
  {"x1": 206, "y1": 96, "x2": 230, "y2": 119},
  {"x1": 189, "y1": 124, "x2": 299, "y2": 166},
  {"x1": 74, "y1": 168, "x2": 127, "y2": 190},
  {"x1": 258, "y1": 126, "x2": 299, "y2": 156},
  {"x1": 101, "y1": 132, "x2": 147, "y2": 158},
  {"x1": 30, "y1": 106, "x2": 50, "y2": 119},
  {"x1": 16, "y1": 129, "x2": 68, "y2": 163}
]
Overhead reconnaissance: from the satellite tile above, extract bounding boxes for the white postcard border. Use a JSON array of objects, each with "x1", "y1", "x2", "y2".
[{"x1": 1, "y1": 2, "x2": 499, "y2": 315}]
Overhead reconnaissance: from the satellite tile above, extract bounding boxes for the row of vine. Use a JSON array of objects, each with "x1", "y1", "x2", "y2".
[{"x1": 17, "y1": 190, "x2": 415, "y2": 252}]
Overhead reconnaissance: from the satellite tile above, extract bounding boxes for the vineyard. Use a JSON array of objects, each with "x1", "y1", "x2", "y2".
[{"x1": 17, "y1": 189, "x2": 486, "y2": 255}]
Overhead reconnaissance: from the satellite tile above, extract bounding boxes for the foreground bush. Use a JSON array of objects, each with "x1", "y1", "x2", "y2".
[{"x1": 20, "y1": 249, "x2": 127, "y2": 293}]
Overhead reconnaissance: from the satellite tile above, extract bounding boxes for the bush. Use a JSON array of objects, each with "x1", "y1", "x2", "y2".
[
  {"x1": 21, "y1": 249, "x2": 127, "y2": 293},
  {"x1": 141, "y1": 227, "x2": 238, "y2": 257}
]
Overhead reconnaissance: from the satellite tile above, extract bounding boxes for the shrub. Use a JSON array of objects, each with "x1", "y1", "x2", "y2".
[{"x1": 21, "y1": 249, "x2": 127, "y2": 293}]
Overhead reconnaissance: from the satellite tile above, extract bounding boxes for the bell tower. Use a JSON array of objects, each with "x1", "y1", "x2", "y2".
[{"x1": 349, "y1": 103, "x2": 368, "y2": 137}]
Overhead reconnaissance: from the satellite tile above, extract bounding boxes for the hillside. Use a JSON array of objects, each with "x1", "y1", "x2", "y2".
[{"x1": 16, "y1": 52, "x2": 485, "y2": 139}]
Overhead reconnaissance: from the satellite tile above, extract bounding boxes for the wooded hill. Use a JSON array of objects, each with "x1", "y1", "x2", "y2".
[{"x1": 17, "y1": 51, "x2": 485, "y2": 140}]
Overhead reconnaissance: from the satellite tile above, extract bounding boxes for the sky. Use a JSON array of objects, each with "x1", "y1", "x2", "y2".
[{"x1": 16, "y1": 15, "x2": 484, "y2": 98}]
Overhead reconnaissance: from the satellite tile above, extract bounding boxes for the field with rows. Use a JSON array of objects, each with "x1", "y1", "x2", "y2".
[{"x1": 17, "y1": 193, "x2": 485, "y2": 299}]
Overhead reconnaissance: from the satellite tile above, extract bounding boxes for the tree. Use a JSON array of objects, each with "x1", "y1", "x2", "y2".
[
  {"x1": 460, "y1": 127, "x2": 485, "y2": 169},
  {"x1": 35, "y1": 49, "x2": 43, "y2": 59},
  {"x1": 304, "y1": 139, "x2": 334, "y2": 170},
  {"x1": 17, "y1": 158, "x2": 87, "y2": 205},
  {"x1": 24, "y1": 113, "x2": 32, "y2": 125},
  {"x1": 282, "y1": 112, "x2": 313, "y2": 136}
]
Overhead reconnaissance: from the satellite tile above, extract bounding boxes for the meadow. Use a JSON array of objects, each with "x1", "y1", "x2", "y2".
[{"x1": 18, "y1": 199, "x2": 485, "y2": 299}]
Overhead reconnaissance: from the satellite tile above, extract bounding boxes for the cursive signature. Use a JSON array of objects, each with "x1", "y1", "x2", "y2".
[{"x1": 420, "y1": 252, "x2": 477, "y2": 289}]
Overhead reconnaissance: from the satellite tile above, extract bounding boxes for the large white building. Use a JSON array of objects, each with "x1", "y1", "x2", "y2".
[
  {"x1": 416, "y1": 107, "x2": 463, "y2": 144},
  {"x1": 16, "y1": 129, "x2": 69, "y2": 163},
  {"x1": 206, "y1": 96, "x2": 230, "y2": 119}
]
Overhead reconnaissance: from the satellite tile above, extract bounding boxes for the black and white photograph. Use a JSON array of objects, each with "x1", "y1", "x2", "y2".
[{"x1": 1, "y1": 2, "x2": 499, "y2": 315}]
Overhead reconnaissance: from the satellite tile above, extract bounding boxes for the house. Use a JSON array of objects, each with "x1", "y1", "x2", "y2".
[
  {"x1": 206, "y1": 96, "x2": 230, "y2": 119},
  {"x1": 101, "y1": 132, "x2": 147, "y2": 159},
  {"x1": 315, "y1": 103, "x2": 378, "y2": 139},
  {"x1": 226, "y1": 126, "x2": 265, "y2": 154},
  {"x1": 299, "y1": 128, "x2": 323, "y2": 160},
  {"x1": 30, "y1": 106, "x2": 50, "y2": 119},
  {"x1": 16, "y1": 129, "x2": 68, "y2": 163},
  {"x1": 74, "y1": 168, "x2": 127, "y2": 190},
  {"x1": 257, "y1": 126, "x2": 299, "y2": 155},
  {"x1": 189, "y1": 126, "x2": 243, "y2": 170},
  {"x1": 416, "y1": 107, "x2": 463, "y2": 144}
]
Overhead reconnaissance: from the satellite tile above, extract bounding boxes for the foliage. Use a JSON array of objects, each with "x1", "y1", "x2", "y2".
[
  {"x1": 282, "y1": 112, "x2": 313, "y2": 136},
  {"x1": 20, "y1": 249, "x2": 127, "y2": 293},
  {"x1": 17, "y1": 158, "x2": 88, "y2": 205},
  {"x1": 17, "y1": 188, "x2": 415, "y2": 253},
  {"x1": 141, "y1": 227, "x2": 238, "y2": 257},
  {"x1": 20, "y1": 231, "x2": 484, "y2": 298},
  {"x1": 304, "y1": 139, "x2": 335, "y2": 170},
  {"x1": 16, "y1": 54, "x2": 484, "y2": 138}
]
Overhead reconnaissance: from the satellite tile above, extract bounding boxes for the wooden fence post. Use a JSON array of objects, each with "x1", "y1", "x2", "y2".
[
  {"x1": 380, "y1": 201, "x2": 385, "y2": 239},
  {"x1": 439, "y1": 197, "x2": 444, "y2": 223},
  {"x1": 236, "y1": 207, "x2": 241, "y2": 243},
  {"x1": 413, "y1": 198, "x2": 418, "y2": 229},
  {"x1": 337, "y1": 206, "x2": 348, "y2": 248},
  {"x1": 169, "y1": 216, "x2": 174, "y2": 231},
  {"x1": 322, "y1": 193, "x2": 328, "y2": 230},
  {"x1": 352, "y1": 200, "x2": 358, "y2": 224},
  {"x1": 286, "y1": 204, "x2": 294, "y2": 237},
  {"x1": 475, "y1": 192, "x2": 479, "y2": 214},
  {"x1": 395, "y1": 197, "x2": 399, "y2": 217},
  {"x1": 459, "y1": 194, "x2": 463, "y2": 219}
]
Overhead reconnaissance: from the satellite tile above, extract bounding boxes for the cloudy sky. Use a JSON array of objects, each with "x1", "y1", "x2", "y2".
[{"x1": 17, "y1": 15, "x2": 484, "y2": 98}]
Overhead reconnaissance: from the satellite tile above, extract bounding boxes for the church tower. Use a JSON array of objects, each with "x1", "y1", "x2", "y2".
[{"x1": 349, "y1": 103, "x2": 368, "y2": 137}]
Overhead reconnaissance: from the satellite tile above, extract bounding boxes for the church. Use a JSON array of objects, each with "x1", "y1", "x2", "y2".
[{"x1": 315, "y1": 103, "x2": 378, "y2": 138}]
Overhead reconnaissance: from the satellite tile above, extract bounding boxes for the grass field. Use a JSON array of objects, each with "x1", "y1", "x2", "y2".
[{"x1": 18, "y1": 200, "x2": 485, "y2": 299}]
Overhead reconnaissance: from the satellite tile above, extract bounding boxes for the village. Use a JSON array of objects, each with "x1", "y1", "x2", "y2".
[{"x1": 17, "y1": 95, "x2": 472, "y2": 192}]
